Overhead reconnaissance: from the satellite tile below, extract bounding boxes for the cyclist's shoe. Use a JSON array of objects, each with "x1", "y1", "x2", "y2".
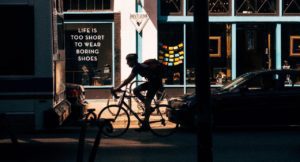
[
  {"x1": 141, "y1": 107, "x2": 155, "y2": 116},
  {"x1": 135, "y1": 124, "x2": 150, "y2": 132}
]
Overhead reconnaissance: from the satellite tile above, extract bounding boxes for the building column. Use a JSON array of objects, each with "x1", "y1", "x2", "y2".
[
  {"x1": 136, "y1": 0, "x2": 143, "y2": 62},
  {"x1": 136, "y1": 0, "x2": 143, "y2": 81},
  {"x1": 231, "y1": 23, "x2": 237, "y2": 79},
  {"x1": 276, "y1": 23, "x2": 282, "y2": 69}
]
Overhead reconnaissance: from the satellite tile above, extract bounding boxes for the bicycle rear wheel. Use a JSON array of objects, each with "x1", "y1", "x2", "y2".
[
  {"x1": 98, "y1": 105, "x2": 130, "y2": 137},
  {"x1": 149, "y1": 104, "x2": 178, "y2": 137}
]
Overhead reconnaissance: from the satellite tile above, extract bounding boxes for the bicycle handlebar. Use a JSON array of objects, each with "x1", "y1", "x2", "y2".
[
  {"x1": 110, "y1": 88, "x2": 119, "y2": 99},
  {"x1": 110, "y1": 88, "x2": 129, "y2": 99}
]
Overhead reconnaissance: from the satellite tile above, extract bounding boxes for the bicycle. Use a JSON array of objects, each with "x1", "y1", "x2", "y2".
[
  {"x1": 106, "y1": 81, "x2": 169, "y2": 116},
  {"x1": 97, "y1": 84, "x2": 178, "y2": 137}
]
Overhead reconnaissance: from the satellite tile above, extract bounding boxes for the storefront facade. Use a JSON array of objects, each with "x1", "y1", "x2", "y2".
[{"x1": 63, "y1": 0, "x2": 300, "y2": 98}]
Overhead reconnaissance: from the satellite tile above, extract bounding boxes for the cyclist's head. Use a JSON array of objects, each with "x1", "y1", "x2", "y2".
[{"x1": 126, "y1": 53, "x2": 138, "y2": 67}]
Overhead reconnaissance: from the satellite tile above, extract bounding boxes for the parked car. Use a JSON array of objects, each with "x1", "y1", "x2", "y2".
[
  {"x1": 66, "y1": 83, "x2": 88, "y2": 122},
  {"x1": 168, "y1": 69, "x2": 300, "y2": 127}
]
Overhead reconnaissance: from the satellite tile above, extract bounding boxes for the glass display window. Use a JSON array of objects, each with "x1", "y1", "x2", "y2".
[
  {"x1": 185, "y1": 24, "x2": 231, "y2": 85},
  {"x1": 281, "y1": 24, "x2": 300, "y2": 70},
  {"x1": 158, "y1": 24, "x2": 184, "y2": 85},
  {"x1": 65, "y1": 22, "x2": 114, "y2": 87}
]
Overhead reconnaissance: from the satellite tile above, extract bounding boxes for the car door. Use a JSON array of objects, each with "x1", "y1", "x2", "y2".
[
  {"x1": 276, "y1": 71, "x2": 300, "y2": 125},
  {"x1": 214, "y1": 72, "x2": 282, "y2": 126}
]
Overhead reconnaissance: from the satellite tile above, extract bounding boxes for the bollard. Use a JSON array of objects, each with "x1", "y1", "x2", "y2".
[
  {"x1": 88, "y1": 119, "x2": 106, "y2": 162},
  {"x1": 76, "y1": 120, "x2": 87, "y2": 162},
  {"x1": 76, "y1": 115, "x2": 112, "y2": 162}
]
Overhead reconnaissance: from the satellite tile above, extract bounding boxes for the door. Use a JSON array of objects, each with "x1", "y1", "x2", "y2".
[{"x1": 236, "y1": 24, "x2": 276, "y2": 76}]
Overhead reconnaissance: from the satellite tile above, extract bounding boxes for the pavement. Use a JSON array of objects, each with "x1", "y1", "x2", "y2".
[
  {"x1": 2, "y1": 100, "x2": 300, "y2": 162},
  {"x1": 2, "y1": 126, "x2": 300, "y2": 162}
]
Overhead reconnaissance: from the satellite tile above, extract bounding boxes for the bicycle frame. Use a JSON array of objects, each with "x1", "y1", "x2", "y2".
[
  {"x1": 115, "y1": 89, "x2": 145, "y2": 124},
  {"x1": 101, "y1": 85, "x2": 178, "y2": 137},
  {"x1": 113, "y1": 84, "x2": 168, "y2": 126},
  {"x1": 128, "y1": 80, "x2": 168, "y2": 109}
]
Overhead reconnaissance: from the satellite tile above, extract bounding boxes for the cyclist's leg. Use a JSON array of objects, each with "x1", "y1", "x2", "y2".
[
  {"x1": 133, "y1": 82, "x2": 148, "y2": 102},
  {"x1": 143, "y1": 81, "x2": 162, "y2": 124},
  {"x1": 155, "y1": 84, "x2": 165, "y2": 101}
]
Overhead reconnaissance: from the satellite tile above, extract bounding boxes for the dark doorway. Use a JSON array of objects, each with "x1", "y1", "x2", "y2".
[{"x1": 237, "y1": 24, "x2": 276, "y2": 76}]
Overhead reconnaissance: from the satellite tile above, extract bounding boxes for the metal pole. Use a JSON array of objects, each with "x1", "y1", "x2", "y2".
[
  {"x1": 77, "y1": 120, "x2": 87, "y2": 162},
  {"x1": 88, "y1": 120, "x2": 105, "y2": 162},
  {"x1": 193, "y1": 0, "x2": 213, "y2": 162}
]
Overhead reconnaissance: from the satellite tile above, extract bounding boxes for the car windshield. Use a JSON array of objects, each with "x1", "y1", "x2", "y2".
[{"x1": 220, "y1": 73, "x2": 253, "y2": 91}]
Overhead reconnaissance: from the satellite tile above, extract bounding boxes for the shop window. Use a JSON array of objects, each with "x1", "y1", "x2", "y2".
[
  {"x1": 158, "y1": 24, "x2": 184, "y2": 85},
  {"x1": 65, "y1": 23, "x2": 113, "y2": 86},
  {"x1": 63, "y1": 0, "x2": 113, "y2": 11},
  {"x1": 185, "y1": 24, "x2": 231, "y2": 85},
  {"x1": 281, "y1": 24, "x2": 300, "y2": 70},
  {"x1": 0, "y1": 5, "x2": 34, "y2": 75},
  {"x1": 160, "y1": 0, "x2": 183, "y2": 16},
  {"x1": 158, "y1": 23, "x2": 231, "y2": 86},
  {"x1": 185, "y1": 24, "x2": 195, "y2": 85},
  {"x1": 236, "y1": 0, "x2": 278, "y2": 15},
  {"x1": 283, "y1": 0, "x2": 300, "y2": 15},
  {"x1": 210, "y1": 24, "x2": 231, "y2": 85}
]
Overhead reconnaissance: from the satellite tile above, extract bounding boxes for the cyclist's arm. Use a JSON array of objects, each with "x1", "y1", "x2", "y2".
[{"x1": 114, "y1": 72, "x2": 136, "y2": 91}]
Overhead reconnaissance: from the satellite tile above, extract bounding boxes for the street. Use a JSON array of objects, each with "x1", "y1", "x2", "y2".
[{"x1": 1, "y1": 127, "x2": 300, "y2": 162}]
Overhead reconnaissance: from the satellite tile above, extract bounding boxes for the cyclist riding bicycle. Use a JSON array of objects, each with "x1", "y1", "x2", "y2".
[{"x1": 113, "y1": 53, "x2": 163, "y2": 131}]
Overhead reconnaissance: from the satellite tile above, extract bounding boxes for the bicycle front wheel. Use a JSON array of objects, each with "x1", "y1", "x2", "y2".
[
  {"x1": 98, "y1": 105, "x2": 130, "y2": 137},
  {"x1": 149, "y1": 104, "x2": 178, "y2": 137}
]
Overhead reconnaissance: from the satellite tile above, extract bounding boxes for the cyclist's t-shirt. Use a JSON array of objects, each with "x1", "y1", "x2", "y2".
[{"x1": 132, "y1": 63, "x2": 160, "y2": 82}]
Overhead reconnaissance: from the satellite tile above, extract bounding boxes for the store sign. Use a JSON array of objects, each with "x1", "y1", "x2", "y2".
[{"x1": 130, "y1": 12, "x2": 149, "y2": 33}]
